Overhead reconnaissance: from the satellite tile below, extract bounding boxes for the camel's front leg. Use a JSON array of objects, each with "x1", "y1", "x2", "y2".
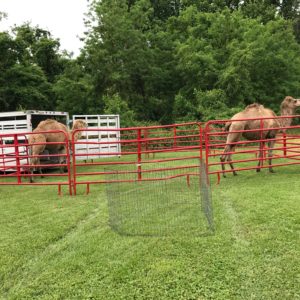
[{"x1": 29, "y1": 143, "x2": 45, "y2": 182}]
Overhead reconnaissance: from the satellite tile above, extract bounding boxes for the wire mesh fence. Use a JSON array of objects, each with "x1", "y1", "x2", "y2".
[{"x1": 105, "y1": 160, "x2": 214, "y2": 237}]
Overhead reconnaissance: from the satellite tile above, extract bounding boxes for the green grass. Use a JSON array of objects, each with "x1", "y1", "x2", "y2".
[
  {"x1": 106, "y1": 176, "x2": 211, "y2": 237},
  {"x1": 0, "y1": 153, "x2": 299, "y2": 299}
]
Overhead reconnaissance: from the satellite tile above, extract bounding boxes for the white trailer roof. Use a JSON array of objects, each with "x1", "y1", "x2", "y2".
[{"x1": 0, "y1": 110, "x2": 68, "y2": 117}]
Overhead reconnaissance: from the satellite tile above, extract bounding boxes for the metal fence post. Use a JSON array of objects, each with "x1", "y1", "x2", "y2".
[
  {"x1": 205, "y1": 123, "x2": 210, "y2": 180},
  {"x1": 13, "y1": 134, "x2": 21, "y2": 184},
  {"x1": 65, "y1": 133, "x2": 73, "y2": 196},
  {"x1": 72, "y1": 131, "x2": 77, "y2": 195},
  {"x1": 137, "y1": 128, "x2": 142, "y2": 180},
  {"x1": 173, "y1": 127, "x2": 177, "y2": 149},
  {"x1": 283, "y1": 132, "x2": 287, "y2": 157}
]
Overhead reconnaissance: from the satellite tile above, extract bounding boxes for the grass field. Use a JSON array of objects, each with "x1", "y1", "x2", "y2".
[{"x1": 0, "y1": 153, "x2": 299, "y2": 299}]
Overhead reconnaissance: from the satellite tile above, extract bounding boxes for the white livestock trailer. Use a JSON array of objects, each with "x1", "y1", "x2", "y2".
[
  {"x1": 72, "y1": 115, "x2": 121, "y2": 160},
  {"x1": 0, "y1": 112, "x2": 121, "y2": 172},
  {"x1": 0, "y1": 110, "x2": 69, "y2": 172}
]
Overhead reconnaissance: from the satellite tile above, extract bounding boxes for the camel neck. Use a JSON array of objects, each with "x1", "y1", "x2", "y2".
[{"x1": 279, "y1": 108, "x2": 295, "y2": 128}]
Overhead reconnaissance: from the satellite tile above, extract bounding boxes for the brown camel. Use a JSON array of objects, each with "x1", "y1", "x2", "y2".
[
  {"x1": 220, "y1": 96, "x2": 300, "y2": 177},
  {"x1": 28, "y1": 119, "x2": 87, "y2": 182}
]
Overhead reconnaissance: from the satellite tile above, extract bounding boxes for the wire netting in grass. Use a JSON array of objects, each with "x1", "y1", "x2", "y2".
[{"x1": 105, "y1": 160, "x2": 214, "y2": 236}]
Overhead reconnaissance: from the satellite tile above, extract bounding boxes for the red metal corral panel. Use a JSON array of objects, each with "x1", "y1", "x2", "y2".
[
  {"x1": 204, "y1": 115, "x2": 300, "y2": 184},
  {"x1": 71, "y1": 122, "x2": 203, "y2": 195}
]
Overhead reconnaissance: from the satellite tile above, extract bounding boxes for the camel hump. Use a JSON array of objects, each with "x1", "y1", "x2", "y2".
[
  {"x1": 39, "y1": 119, "x2": 60, "y2": 126},
  {"x1": 245, "y1": 103, "x2": 264, "y2": 110},
  {"x1": 35, "y1": 119, "x2": 68, "y2": 131}
]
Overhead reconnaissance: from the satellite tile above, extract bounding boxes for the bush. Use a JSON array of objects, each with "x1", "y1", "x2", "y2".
[{"x1": 195, "y1": 89, "x2": 242, "y2": 121}]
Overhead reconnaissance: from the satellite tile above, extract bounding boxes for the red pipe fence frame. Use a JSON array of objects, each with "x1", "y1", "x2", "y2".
[
  {"x1": 71, "y1": 122, "x2": 203, "y2": 195},
  {"x1": 0, "y1": 130, "x2": 72, "y2": 195},
  {"x1": 2, "y1": 116, "x2": 300, "y2": 195},
  {"x1": 204, "y1": 115, "x2": 300, "y2": 184}
]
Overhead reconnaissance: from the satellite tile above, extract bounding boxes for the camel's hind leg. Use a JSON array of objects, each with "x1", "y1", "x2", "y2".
[
  {"x1": 227, "y1": 148, "x2": 237, "y2": 176},
  {"x1": 220, "y1": 147, "x2": 229, "y2": 178},
  {"x1": 58, "y1": 146, "x2": 68, "y2": 173},
  {"x1": 256, "y1": 142, "x2": 265, "y2": 172},
  {"x1": 267, "y1": 140, "x2": 276, "y2": 173}
]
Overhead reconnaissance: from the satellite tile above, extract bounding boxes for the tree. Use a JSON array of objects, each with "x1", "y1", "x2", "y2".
[
  {"x1": 12, "y1": 24, "x2": 65, "y2": 82},
  {"x1": 82, "y1": 0, "x2": 179, "y2": 123},
  {"x1": 170, "y1": 6, "x2": 300, "y2": 119},
  {"x1": 0, "y1": 23, "x2": 67, "y2": 111},
  {"x1": 103, "y1": 93, "x2": 137, "y2": 127},
  {"x1": 0, "y1": 64, "x2": 52, "y2": 111},
  {"x1": 54, "y1": 61, "x2": 94, "y2": 115},
  {"x1": 218, "y1": 17, "x2": 300, "y2": 110}
]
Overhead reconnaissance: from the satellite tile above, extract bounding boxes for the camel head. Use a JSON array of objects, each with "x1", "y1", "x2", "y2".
[
  {"x1": 72, "y1": 119, "x2": 87, "y2": 131},
  {"x1": 281, "y1": 96, "x2": 300, "y2": 113},
  {"x1": 71, "y1": 119, "x2": 87, "y2": 141}
]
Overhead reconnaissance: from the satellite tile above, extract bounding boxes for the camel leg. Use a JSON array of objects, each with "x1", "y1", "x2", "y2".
[
  {"x1": 220, "y1": 144, "x2": 236, "y2": 178},
  {"x1": 37, "y1": 145, "x2": 46, "y2": 179},
  {"x1": 38, "y1": 166, "x2": 44, "y2": 178},
  {"x1": 256, "y1": 142, "x2": 265, "y2": 172},
  {"x1": 220, "y1": 132, "x2": 241, "y2": 178},
  {"x1": 29, "y1": 173, "x2": 34, "y2": 183},
  {"x1": 29, "y1": 138, "x2": 46, "y2": 182},
  {"x1": 58, "y1": 147, "x2": 67, "y2": 173},
  {"x1": 267, "y1": 140, "x2": 275, "y2": 173},
  {"x1": 30, "y1": 160, "x2": 44, "y2": 181},
  {"x1": 227, "y1": 147, "x2": 237, "y2": 176},
  {"x1": 30, "y1": 156, "x2": 42, "y2": 182},
  {"x1": 220, "y1": 147, "x2": 229, "y2": 178}
]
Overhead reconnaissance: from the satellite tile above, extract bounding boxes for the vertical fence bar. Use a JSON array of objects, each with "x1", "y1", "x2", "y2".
[
  {"x1": 259, "y1": 119, "x2": 265, "y2": 169},
  {"x1": 58, "y1": 184, "x2": 62, "y2": 196},
  {"x1": 13, "y1": 134, "x2": 21, "y2": 184},
  {"x1": 72, "y1": 131, "x2": 77, "y2": 195},
  {"x1": 173, "y1": 127, "x2": 177, "y2": 149},
  {"x1": 283, "y1": 132, "x2": 287, "y2": 157},
  {"x1": 144, "y1": 128, "x2": 149, "y2": 159},
  {"x1": 199, "y1": 123, "x2": 203, "y2": 161},
  {"x1": 205, "y1": 123, "x2": 210, "y2": 178},
  {"x1": 137, "y1": 128, "x2": 142, "y2": 180},
  {"x1": 65, "y1": 135, "x2": 73, "y2": 196},
  {"x1": 0, "y1": 138, "x2": 5, "y2": 174},
  {"x1": 24, "y1": 136, "x2": 30, "y2": 177}
]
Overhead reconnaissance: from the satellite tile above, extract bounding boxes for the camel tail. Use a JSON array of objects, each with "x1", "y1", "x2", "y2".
[{"x1": 224, "y1": 122, "x2": 231, "y2": 132}]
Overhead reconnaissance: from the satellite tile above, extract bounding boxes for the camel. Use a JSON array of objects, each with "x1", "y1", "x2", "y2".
[
  {"x1": 220, "y1": 96, "x2": 300, "y2": 177},
  {"x1": 28, "y1": 119, "x2": 87, "y2": 182}
]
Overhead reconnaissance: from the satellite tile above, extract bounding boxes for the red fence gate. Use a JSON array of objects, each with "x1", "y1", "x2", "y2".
[
  {"x1": 0, "y1": 130, "x2": 72, "y2": 195},
  {"x1": 71, "y1": 123, "x2": 203, "y2": 195}
]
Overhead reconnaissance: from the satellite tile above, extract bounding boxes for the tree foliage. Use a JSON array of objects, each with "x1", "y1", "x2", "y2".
[
  {"x1": 0, "y1": 23, "x2": 65, "y2": 111},
  {"x1": 1, "y1": 1, "x2": 300, "y2": 123}
]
